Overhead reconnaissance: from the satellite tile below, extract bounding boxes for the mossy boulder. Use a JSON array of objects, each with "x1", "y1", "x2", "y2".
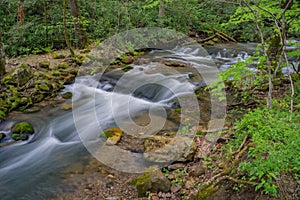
[
  {"x1": 12, "y1": 122, "x2": 34, "y2": 134},
  {"x1": 39, "y1": 60, "x2": 50, "y2": 69},
  {"x1": 2, "y1": 64, "x2": 33, "y2": 86},
  {"x1": 58, "y1": 62, "x2": 69, "y2": 69},
  {"x1": 131, "y1": 167, "x2": 171, "y2": 197},
  {"x1": 52, "y1": 52, "x2": 66, "y2": 59}
]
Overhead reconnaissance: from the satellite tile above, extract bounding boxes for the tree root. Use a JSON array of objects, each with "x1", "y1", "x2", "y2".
[{"x1": 198, "y1": 137, "x2": 257, "y2": 199}]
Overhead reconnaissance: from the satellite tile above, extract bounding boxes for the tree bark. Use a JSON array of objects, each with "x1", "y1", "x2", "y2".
[
  {"x1": 159, "y1": 0, "x2": 165, "y2": 18},
  {"x1": 17, "y1": 0, "x2": 25, "y2": 24},
  {"x1": 0, "y1": 34, "x2": 6, "y2": 76},
  {"x1": 69, "y1": 0, "x2": 88, "y2": 49},
  {"x1": 64, "y1": 0, "x2": 75, "y2": 56}
]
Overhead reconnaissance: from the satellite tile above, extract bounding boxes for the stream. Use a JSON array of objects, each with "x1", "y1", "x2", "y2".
[{"x1": 0, "y1": 42, "x2": 290, "y2": 200}]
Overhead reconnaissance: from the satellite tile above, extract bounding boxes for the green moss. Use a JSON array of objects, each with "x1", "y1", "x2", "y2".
[
  {"x1": 197, "y1": 184, "x2": 217, "y2": 200},
  {"x1": 122, "y1": 65, "x2": 134, "y2": 72},
  {"x1": 43, "y1": 72, "x2": 54, "y2": 79},
  {"x1": 100, "y1": 131, "x2": 112, "y2": 138},
  {"x1": 52, "y1": 82, "x2": 65, "y2": 90},
  {"x1": 58, "y1": 62, "x2": 69, "y2": 69},
  {"x1": 196, "y1": 130, "x2": 205, "y2": 136},
  {"x1": 131, "y1": 172, "x2": 151, "y2": 197},
  {"x1": 62, "y1": 92, "x2": 72, "y2": 99},
  {"x1": 2, "y1": 64, "x2": 33, "y2": 86},
  {"x1": 52, "y1": 52, "x2": 65, "y2": 59},
  {"x1": 1, "y1": 74, "x2": 12, "y2": 85},
  {"x1": 12, "y1": 122, "x2": 34, "y2": 134},
  {"x1": 9, "y1": 98, "x2": 20, "y2": 111},
  {"x1": 12, "y1": 133, "x2": 29, "y2": 141},
  {"x1": 0, "y1": 110, "x2": 5, "y2": 119},
  {"x1": 39, "y1": 83, "x2": 50, "y2": 91},
  {"x1": 8, "y1": 85, "x2": 19, "y2": 97},
  {"x1": 39, "y1": 60, "x2": 50, "y2": 69},
  {"x1": 19, "y1": 97, "x2": 33, "y2": 110},
  {"x1": 51, "y1": 70, "x2": 60, "y2": 76},
  {"x1": 175, "y1": 108, "x2": 181, "y2": 113}
]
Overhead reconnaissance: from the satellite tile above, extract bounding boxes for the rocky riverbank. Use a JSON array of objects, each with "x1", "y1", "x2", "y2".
[
  {"x1": 1, "y1": 46, "x2": 298, "y2": 200},
  {"x1": 0, "y1": 48, "x2": 142, "y2": 145}
]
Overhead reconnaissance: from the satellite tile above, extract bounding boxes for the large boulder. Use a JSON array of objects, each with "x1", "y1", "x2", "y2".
[
  {"x1": 144, "y1": 135, "x2": 197, "y2": 163},
  {"x1": 2, "y1": 64, "x2": 33, "y2": 86}
]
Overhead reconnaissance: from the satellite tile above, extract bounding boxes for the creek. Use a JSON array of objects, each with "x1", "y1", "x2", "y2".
[{"x1": 0, "y1": 43, "x2": 263, "y2": 200}]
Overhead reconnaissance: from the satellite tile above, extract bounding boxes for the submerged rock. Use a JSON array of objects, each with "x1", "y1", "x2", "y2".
[
  {"x1": 0, "y1": 132, "x2": 6, "y2": 141},
  {"x1": 163, "y1": 60, "x2": 189, "y2": 68},
  {"x1": 122, "y1": 65, "x2": 134, "y2": 72},
  {"x1": 61, "y1": 103, "x2": 73, "y2": 110},
  {"x1": 12, "y1": 133, "x2": 29, "y2": 141},
  {"x1": 62, "y1": 92, "x2": 72, "y2": 99}
]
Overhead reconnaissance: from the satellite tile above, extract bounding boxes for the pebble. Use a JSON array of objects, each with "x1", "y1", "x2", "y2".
[
  {"x1": 167, "y1": 163, "x2": 184, "y2": 171},
  {"x1": 151, "y1": 195, "x2": 159, "y2": 200},
  {"x1": 170, "y1": 184, "x2": 182, "y2": 193},
  {"x1": 158, "y1": 192, "x2": 162, "y2": 197},
  {"x1": 166, "y1": 192, "x2": 171, "y2": 198}
]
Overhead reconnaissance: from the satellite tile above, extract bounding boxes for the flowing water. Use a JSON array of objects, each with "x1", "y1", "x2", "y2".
[{"x1": 0, "y1": 43, "x2": 258, "y2": 199}]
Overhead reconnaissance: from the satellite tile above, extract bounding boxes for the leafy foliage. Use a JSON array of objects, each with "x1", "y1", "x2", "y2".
[
  {"x1": 223, "y1": 0, "x2": 300, "y2": 41},
  {"x1": 226, "y1": 106, "x2": 300, "y2": 196},
  {"x1": 0, "y1": 0, "x2": 238, "y2": 57}
]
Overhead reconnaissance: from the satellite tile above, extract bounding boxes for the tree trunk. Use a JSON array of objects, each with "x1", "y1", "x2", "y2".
[
  {"x1": 0, "y1": 34, "x2": 6, "y2": 76},
  {"x1": 64, "y1": 0, "x2": 75, "y2": 56},
  {"x1": 159, "y1": 0, "x2": 165, "y2": 18},
  {"x1": 17, "y1": 0, "x2": 25, "y2": 24},
  {"x1": 69, "y1": 0, "x2": 88, "y2": 49}
]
